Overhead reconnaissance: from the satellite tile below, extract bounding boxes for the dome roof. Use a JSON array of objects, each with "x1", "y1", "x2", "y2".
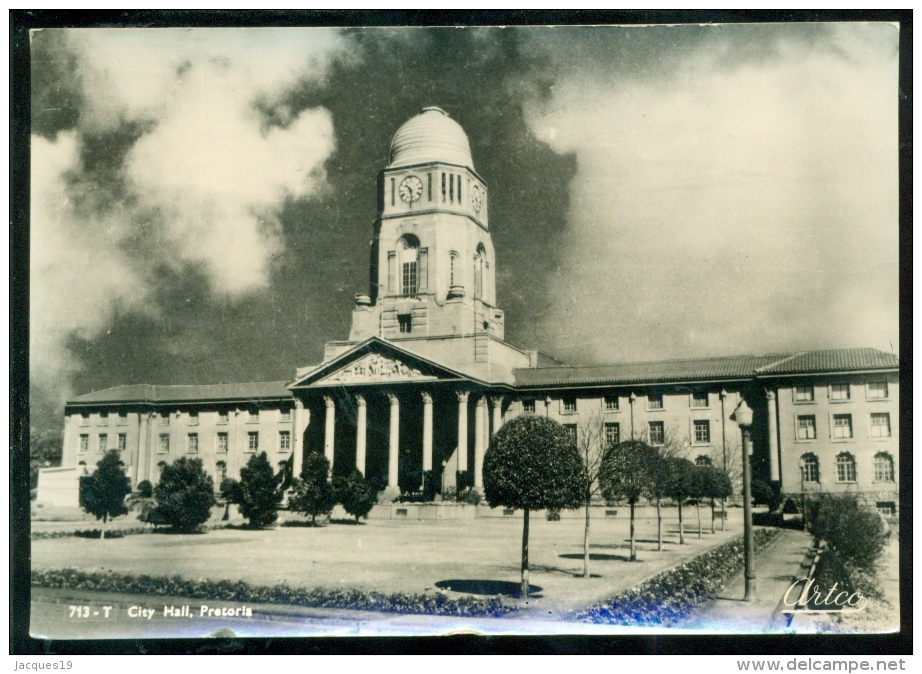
[{"x1": 389, "y1": 106, "x2": 474, "y2": 169}]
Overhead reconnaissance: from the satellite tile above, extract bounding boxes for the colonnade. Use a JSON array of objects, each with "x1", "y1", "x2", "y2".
[{"x1": 292, "y1": 389, "x2": 504, "y2": 493}]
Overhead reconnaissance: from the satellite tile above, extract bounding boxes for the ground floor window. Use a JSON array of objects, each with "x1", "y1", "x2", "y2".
[
  {"x1": 800, "y1": 453, "x2": 819, "y2": 483},
  {"x1": 876, "y1": 501, "x2": 896, "y2": 516},
  {"x1": 247, "y1": 431, "x2": 259, "y2": 453},
  {"x1": 695, "y1": 455, "x2": 712, "y2": 467},
  {"x1": 216, "y1": 461, "x2": 227, "y2": 483},
  {"x1": 604, "y1": 422, "x2": 619, "y2": 447},
  {"x1": 648, "y1": 421, "x2": 664, "y2": 445},
  {"x1": 874, "y1": 452, "x2": 894, "y2": 482},
  {"x1": 836, "y1": 452, "x2": 856, "y2": 482},
  {"x1": 279, "y1": 431, "x2": 291, "y2": 452}
]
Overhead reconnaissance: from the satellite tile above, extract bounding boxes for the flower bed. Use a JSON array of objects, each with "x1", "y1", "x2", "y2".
[
  {"x1": 577, "y1": 527, "x2": 782, "y2": 626},
  {"x1": 31, "y1": 568, "x2": 514, "y2": 617}
]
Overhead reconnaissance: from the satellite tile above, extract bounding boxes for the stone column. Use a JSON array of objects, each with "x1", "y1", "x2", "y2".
[
  {"x1": 421, "y1": 392, "x2": 433, "y2": 474},
  {"x1": 474, "y1": 396, "x2": 487, "y2": 489},
  {"x1": 766, "y1": 389, "x2": 780, "y2": 482},
  {"x1": 456, "y1": 390, "x2": 469, "y2": 477},
  {"x1": 355, "y1": 394, "x2": 367, "y2": 476},
  {"x1": 388, "y1": 393, "x2": 400, "y2": 489},
  {"x1": 292, "y1": 399, "x2": 305, "y2": 478},
  {"x1": 490, "y1": 396, "x2": 504, "y2": 436},
  {"x1": 323, "y1": 396, "x2": 335, "y2": 470},
  {"x1": 137, "y1": 412, "x2": 149, "y2": 483}
]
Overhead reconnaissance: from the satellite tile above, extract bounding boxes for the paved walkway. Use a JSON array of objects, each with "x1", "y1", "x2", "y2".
[{"x1": 678, "y1": 527, "x2": 814, "y2": 633}]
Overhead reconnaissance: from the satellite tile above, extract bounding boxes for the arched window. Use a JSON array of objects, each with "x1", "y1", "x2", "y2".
[
  {"x1": 397, "y1": 235, "x2": 420, "y2": 296},
  {"x1": 874, "y1": 453, "x2": 894, "y2": 482},
  {"x1": 800, "y1": 454, "x2": 819, "y2": 483},
  {"x1": 216, "y1": 460, "x2": 227, "y2": 483},
  {"x1": 449, "y1": 251, "x2": 460, "y2": 287},
  {"x1": 474, "y1": 243, "x2": 486, "y2": 299},
  {"x1": 695, "y1": 455, "x2": 712, "y2": 467},
  {"x1": 836, "y1": 453, "x2": 856, "y2": 483}
]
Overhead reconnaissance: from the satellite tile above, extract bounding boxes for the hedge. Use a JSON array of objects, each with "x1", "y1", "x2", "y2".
[
  {"x1": 31, "y1": 568, "x2": 513, "y2": 617},
  {"x1": 578, "y1": 527, "x2": 782, "y2": 626}
]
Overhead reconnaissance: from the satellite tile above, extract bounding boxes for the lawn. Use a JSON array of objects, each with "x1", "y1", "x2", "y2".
[{"x1": 31, "y1": 508, "x2": 744, "y2": 618}]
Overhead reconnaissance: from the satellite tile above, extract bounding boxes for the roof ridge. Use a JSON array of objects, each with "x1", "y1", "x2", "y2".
[{"x1": 514, "y1": 351, "x2": 794, "y2": 372}]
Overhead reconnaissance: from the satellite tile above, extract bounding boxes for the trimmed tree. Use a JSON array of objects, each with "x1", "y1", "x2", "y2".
[
  {"x1": 78, "y1": 451, "x2": 131, "y2": 539},
  {"x1": 154, "y1": 457, "x2": 215, "y2": 533},
  {"x1": 698, "y1": 466, "x2": 733, "y2": 533},
  {"x1": 333, "y1": 468, "x2": 377, "y2": 523},
  {"x1": 236, "y1": 452, "x2": 284, "y2": 529},
  {"x1": 289, "y1": 452, "x2": 335, "y2": 525},
  {"x1": 661, "y1": 457, "x2": 696, "y2": 545},
  {"x1": 599, "y1": 440, "x2": 655, "y2": 561},
  {"x1": 483, "y1": 415, "x2": 587, "y2": 598}
]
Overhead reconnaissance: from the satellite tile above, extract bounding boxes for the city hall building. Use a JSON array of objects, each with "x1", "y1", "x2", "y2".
[{"x1": 38, "y1": 107, "x2": 900, "y2": 515}]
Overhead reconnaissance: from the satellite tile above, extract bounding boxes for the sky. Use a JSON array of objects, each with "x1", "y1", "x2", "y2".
[{"x1": 29, "y1": 23, "x2": 900, "y2": 431}]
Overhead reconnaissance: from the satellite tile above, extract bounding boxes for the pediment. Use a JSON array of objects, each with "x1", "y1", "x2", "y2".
[{"x1": 291, "y1": 338, "x2": 478, "y2": 389}]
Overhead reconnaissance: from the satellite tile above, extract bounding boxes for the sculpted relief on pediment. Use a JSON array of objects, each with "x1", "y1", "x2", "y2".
[{"x1": 321, "y1": 353, "x2": 438, "y2": 384}]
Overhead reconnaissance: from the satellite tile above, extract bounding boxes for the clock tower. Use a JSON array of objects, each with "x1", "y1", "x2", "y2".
[{"x1": 349, "y1": 107, "x2": 505, "y2": 347}]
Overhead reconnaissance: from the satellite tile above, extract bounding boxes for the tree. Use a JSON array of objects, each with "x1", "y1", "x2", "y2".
[
  {"x1": 698, "y1": 466, "x2": 733, "y2": 533},
  {"x1": 219, "y1": 477, "x2": 241, "y2": 521},
  {"x1": 600, "y1": 440, "x2": 655, "y2": 561},
  {"x1": 236, "y1": 452, "x2": 285, "y2": 529},
  {"x1": 30, "y1": 427, "x2": 63, "y2": 490},
  {"x1": 333, "y1": 468, "x2": 377, "y2": 523},
  {"x1": 661, "y1": 457, "x2": 696, "y2": 544},
  {"x1": 574, "y1": 413, "x2": 608, "y2": 578},
  {"x1": 637, "y1": 424, "x2": 685, "y2": 551},
  {"x1": 483, "y1": 415, "x2": 586, "y2": 598},
  {"x1": 154, "y1": 457, "x2": 215, "y2": 533},
  {"x1": 78, "y1": 451, "x2": 131, "y2": 539},
  {"x1": 128, "y1": 479, "x2": 164, "y2": 527},
  {"x1": 289, "y1": 452, "x2": 335, "y2": 525}
]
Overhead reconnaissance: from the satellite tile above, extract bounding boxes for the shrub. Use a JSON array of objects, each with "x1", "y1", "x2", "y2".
[
  {"x1": 750, "y1": 480, "x2": 782, "y2": 510},
  {"x1": 546, "y1": 508, "x2": 561, "y2": 521},
  {"x1": 805, "y1": 493, "x2": 888, "y2": 574},
  {"x1": 288, "y1": 453, "x2": 335, "y2": 525},
  {"x1": 600, "y1": 440, "x2": 655, "y2": 560},
  {"x1": 136, "y1": 480, "x2": 153, "y2": 498},
  {"x1": 78, "y1": 451, "x2": 131, "y2": 538},
  {"x1": 661, "y1": 457, "x2": 696, "y2": 544},
  {"x1": 333, "y1": 469, "x2": 377, "y2": 523},
  {"x1": 235, "y1": 452, "x2": 284, "y2": 529},
  {"x1": 154, "y1": 457, "x2": 215, "y2": 533}
]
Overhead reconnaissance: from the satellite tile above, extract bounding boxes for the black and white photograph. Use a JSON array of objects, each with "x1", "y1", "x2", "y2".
[{"x1": 22, "y1": 19, "x2": 902, "y2": 642}]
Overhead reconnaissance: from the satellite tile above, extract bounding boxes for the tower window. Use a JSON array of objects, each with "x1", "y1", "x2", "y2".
[
  {"x1": 458, "y1": 175, "x2": 461, "y2": 202},
  {"x1": 441, "y1": 172, "x2": 446, "y2": 202},
  {"x1": 449, "y1": 173, "x2": 454, "y2": 203},
  {"x1": 427, "y1": 173, "x2": 432, "y2": 201},
  {"x1": 398, "y1": 314, "x2": 412, "y2": 333},
  {"x1": 390, "y1": 177, "x2": 395, "y2": 206},
  {"x1": 402, "y1": 262, "x2": 417, "y2": 296},
  {"x1": 397, "y1": 235, "x2": 420, "y2": 296}
]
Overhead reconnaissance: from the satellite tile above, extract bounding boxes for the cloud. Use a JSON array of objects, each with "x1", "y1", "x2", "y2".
[
  {"x1": 30, "y1": 29, "x2": 344, "y2": 401},
  {"x1": 523, "y1": 23, "x2": 898, "y2": 363}
]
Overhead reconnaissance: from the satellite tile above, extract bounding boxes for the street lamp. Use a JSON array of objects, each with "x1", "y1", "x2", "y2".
[{"x1": 731, "y1": 399, "x2": 756, "y2": 601}]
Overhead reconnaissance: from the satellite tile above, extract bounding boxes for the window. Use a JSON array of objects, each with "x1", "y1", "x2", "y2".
[
  {"x1": 187, "y1": 433, "x2": 199, "y2": 454},
  {"x1": 604, "y1": 395, "x2": 619, "y2": 411},
  {"x1": 870, "y1": 412, "x2": 891, "y2": 438},
  {"x1": 694, "y1": 420, "x2": 710, "y2": 443},
  {"x1": 117, "y1": 412, "x2": 128, "y2": 425},
  {"x1": 80, "y1": 413, "x2": 89, "y2": 426},
  {"x1": 398, "y1": 236, "x2": 420, "y2": 296},
  {"x1": 160, "y1": 414, "x2": 170, "y2": 426},
  {"x1": 449, "y1": 172, "x2": 454, "y2": 202},
  {"x1": 390, "y1": 177, "x2": 395, "y2": 206},
  {"x1": 800, "y1": 454, "x2": 819, "y2": 483},
  {"x1": 868, "y1": 382, "x2": 888, "y2": 399},
  {"x1": 836, "y1": 453, "x2": 856, "y2": 482},
  {"x1": 398, "y1": 314, "x2": 412, "y2": 333},
  {"x1": 99, "y1": 412, "x2": 108, "y2": 426},
  {"x1": 79, "y1": 434, "x2": 89, "y2": 453},
  {"x1": 647, "y1": 393, "x2": 663, "y2": 409},
  {"x1": 280, "y1": 408, "x2": 291, "y2": 422},
  {"x1": 604, "y1": 422, "x2": 620, "y2": 447},
  {"x1": 562, "y1": 397, "x2": 577, "y2": 413},
  {"x1": 795, "y1": 386, "x2": 815, "y2": 402},
  {"x1": 563, "y1": 424, "x2": 577, "y2": 444},
  {"x1": 247, "y1": 431, "x2": 259, "y2": 453},
  {"x1": 427, "y1": 173, "x2": 432, "y2": 201},
  {"x1": 158, "y1": 434, "x2": 169, "y2": 454},
  {"x1": 117, "y1": 433, "x2": 127, "y2": 451},
  {"x1": 649, "y1": 421, "x2": 664, "y2": 445},
  {"x1": 833, "y1": 414, "x2": 853, "y2": 439},
  {"x1": 248, "y1": 409, "x2": 259, "y2": 423},
  {"x1": 876, "y1": 502, "x2": 896, "y2": 517},
  {"x1": 830, "y1": 383, "x2": 850, "y2": 401},
  {"x1": 216, "y1": 432, "x2": 228, "y2": 453},
  {"x1": 449, "y1": 252, "x2": 459, "y2": 287},
  {"x1": 695, "y1": 455, "x2": 712, "y2": 467},
  {"x1": 797, "y1": 415, "x2": 816, "y2": 440},
  {"x1": 98, "y1": 434, "x2": 108, "y2": 452},
  {"x1": 218, "y1": 411, "x2": 229, "y2": 424},
  {"x1": 402, "y1": 262, "x2": 417, "y2": 296},
  {"x1": 441, "y1": 172, "x2": 446, "y2": 202},
  {"x1": 189, "y1": 411, "x2": 199, "y2": 426},
  {"x1": 279, "y1": 431, "x2": 291, "y2": 452},
  {"x1": 457, "y1": 175, "x2": 461, "y2": 202},
  {"x1": 691, "y1": 391, "x2": 709, "y2": 408},
  {"x1": 522, "y1": 400, "x2": 535, "y2": 414},
  {"x1": 216, "y1": 461, "x2": 227, "y2": 483},
  {"x1": 874, "y1": 453, "x2": 894, "y2": 482}
]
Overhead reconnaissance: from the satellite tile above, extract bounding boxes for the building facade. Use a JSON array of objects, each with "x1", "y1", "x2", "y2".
[{"x1": 39, "y1": 108, "x2": 900, "y2": 514}]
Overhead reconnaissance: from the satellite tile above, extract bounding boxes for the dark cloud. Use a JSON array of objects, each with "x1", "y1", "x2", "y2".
[{"x1": 30, "y1": 29, "x2": 83, "y2": 139}]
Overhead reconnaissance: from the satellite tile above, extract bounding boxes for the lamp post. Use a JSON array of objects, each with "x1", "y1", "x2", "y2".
[{"x1": 731, "y1": 399, "x2": 755, "y2": 601}]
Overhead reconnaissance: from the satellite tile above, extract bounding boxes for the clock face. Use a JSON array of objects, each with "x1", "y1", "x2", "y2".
[
  {"x1": 470, "y1": 184, "x2": 483, "y2": 213},
  {"x1": 399, "y1": 175, "x2": 423, "y2": 204}
]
